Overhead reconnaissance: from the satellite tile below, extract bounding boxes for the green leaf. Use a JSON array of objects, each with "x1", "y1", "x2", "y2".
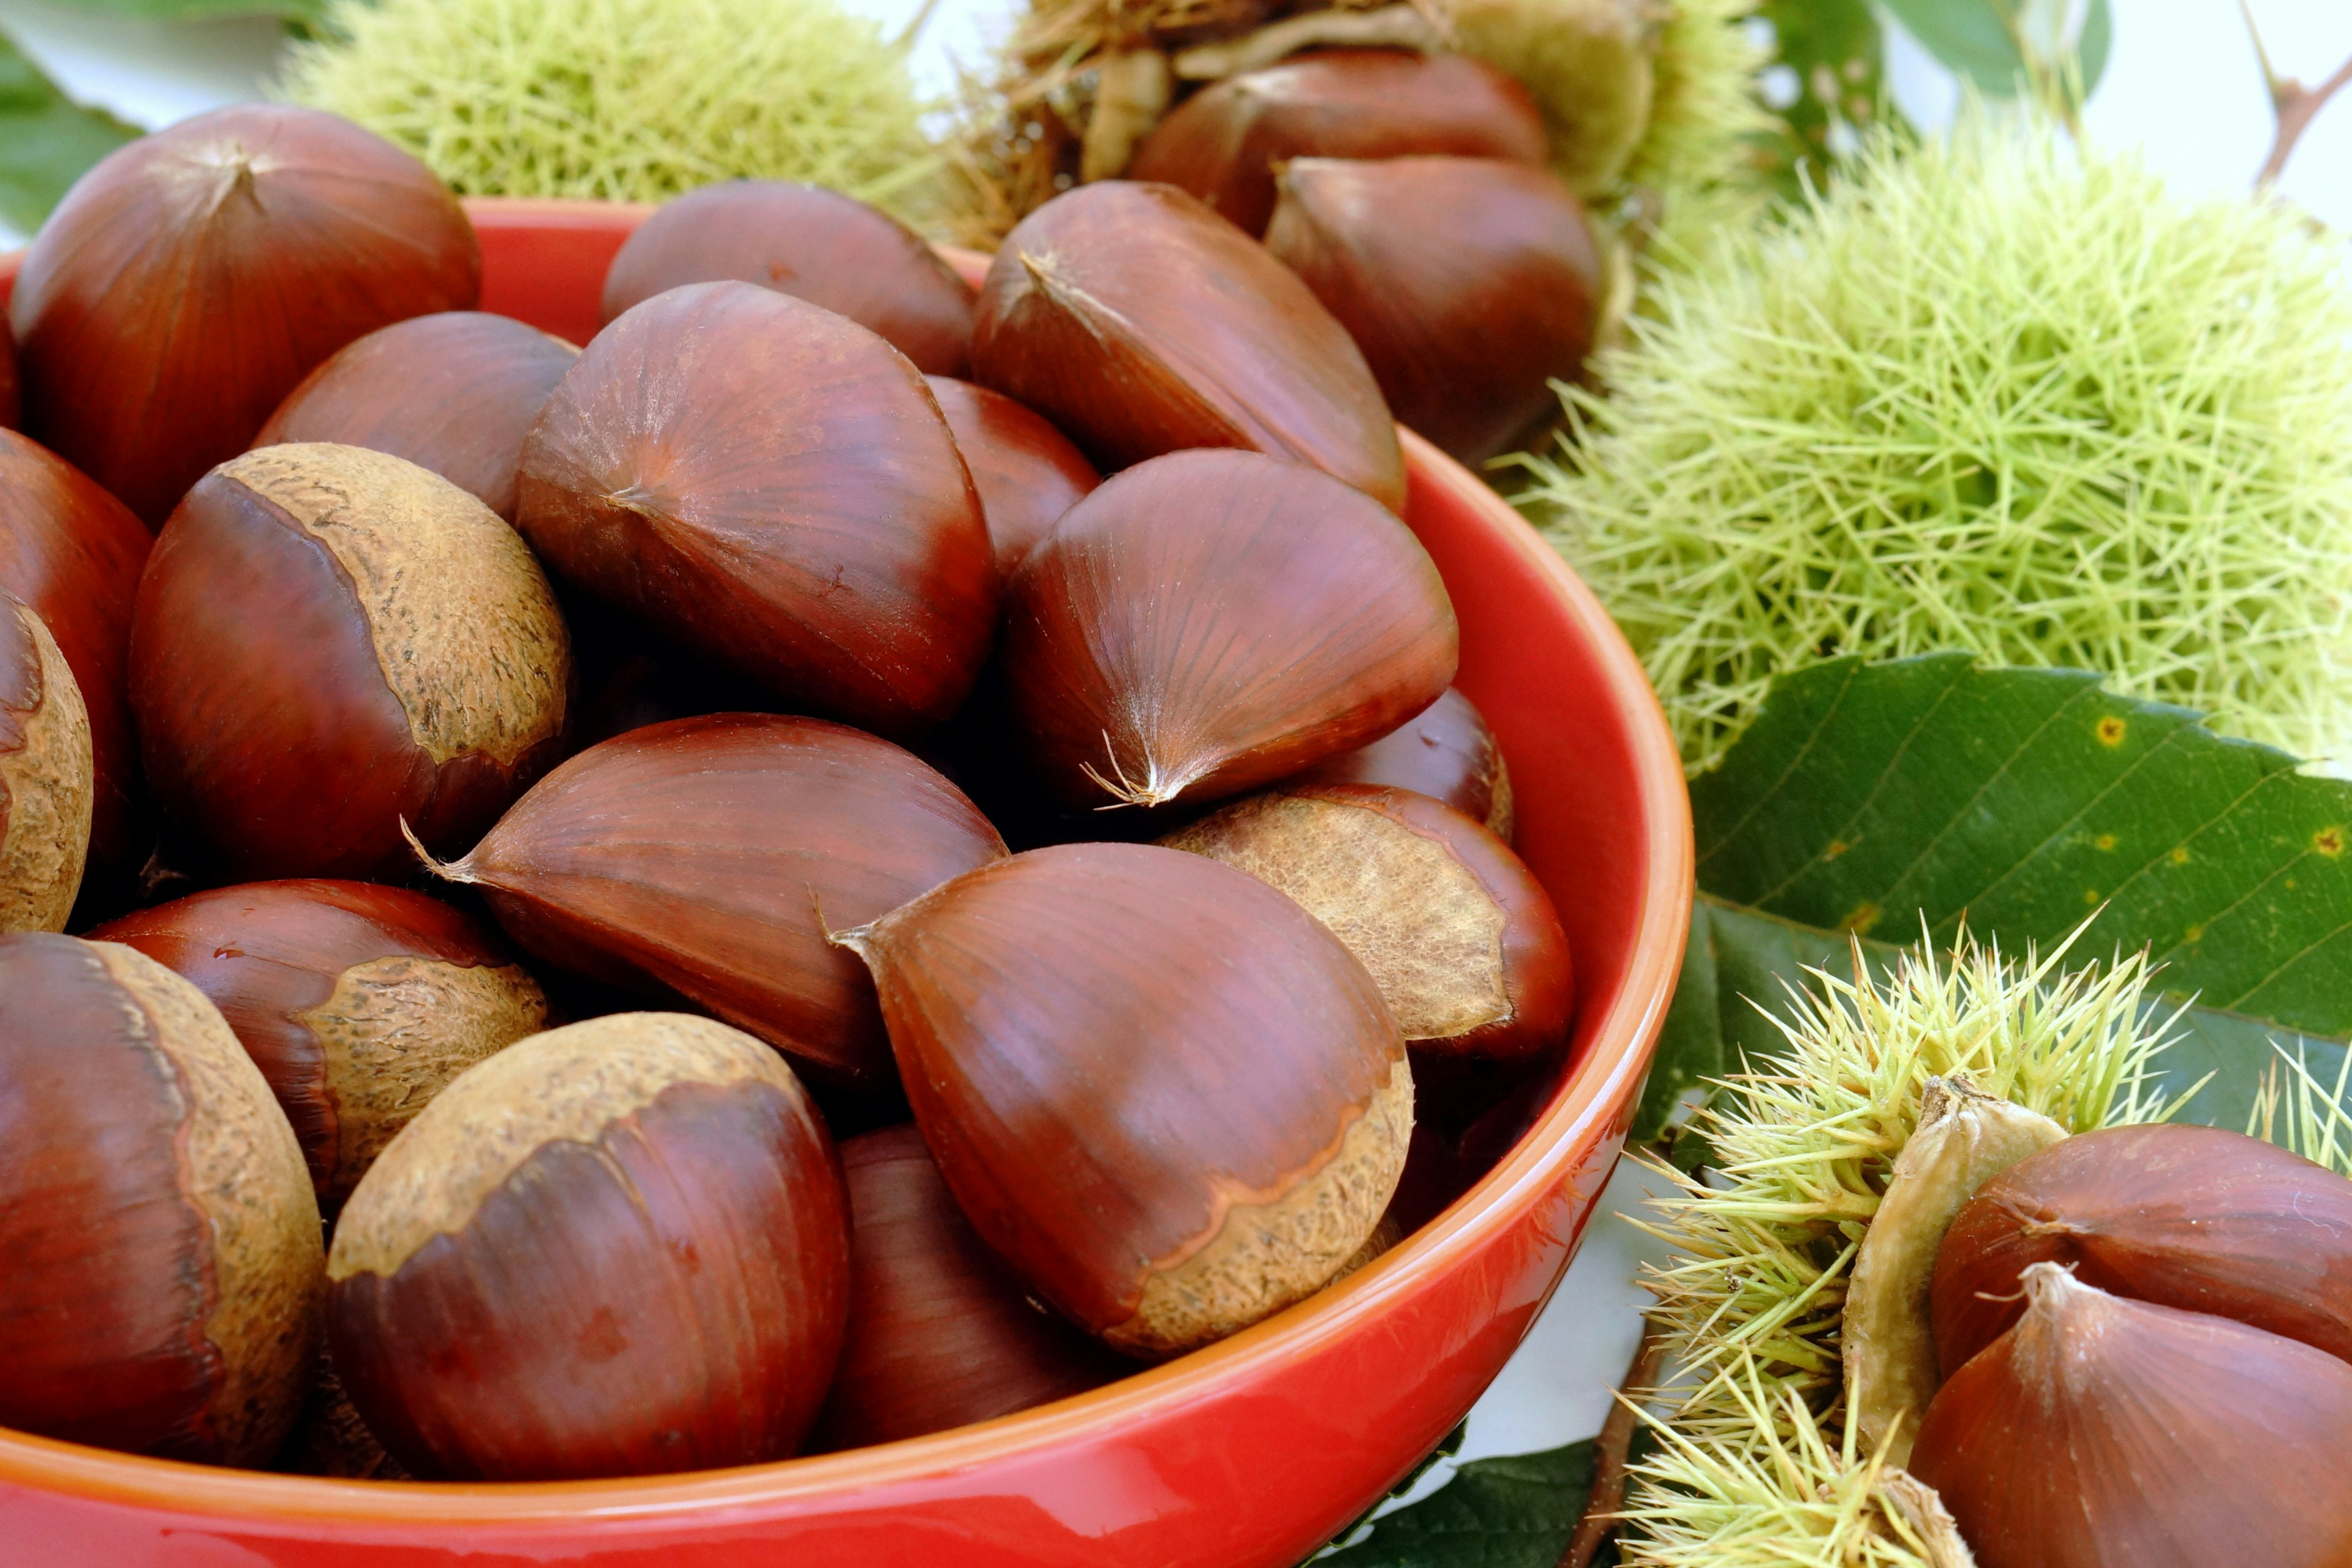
[
  {"x1": 1316, "y1": 1441, "x2": 1597, "y2": 1567},
  {"x1": 1644, "y1": 654, "x2": 2352, "y2": 1137},
  {"x1": 1877, "y1": 0, "x2": 2027, "y2": 91},
  {"x1": 1752, "y1": 0, "x2": 1885, "y2": 198},
  {"x1": 0, "y1": 28, "x2": 140, "y2": 236}
]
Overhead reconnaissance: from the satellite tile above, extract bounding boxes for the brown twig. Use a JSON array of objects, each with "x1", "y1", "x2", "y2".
[
  {"x1": 1556, "y1": 1316, "x2": 1669, "y2": 1568},
  {"x1": 2238, "y1": 0, "x2": 2352, "y2": 186}
]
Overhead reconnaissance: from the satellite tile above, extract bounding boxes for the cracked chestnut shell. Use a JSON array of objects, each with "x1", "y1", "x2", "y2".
[
  {"x1": 1911, "y1": 1263, "x2": 2352, "y2": 1568},
  {"x1": 810, "y1": 1125, "x2": 1121, "y2": 1450},
  {"x1": 1128, "y1": 50, "x2": 1550, "y2": 236},
  {"x1": 0, "y1": 932, "x2": 323, "y2": 1465},
  {"x1": 837, "y1": 841, "x2": 1413, "y2": 1357},
  {"x1": 1163, "y1": 782, "x2": 1570, "y2": 1063},
  {"x1": 9, "y1": 104, "x2": 480, "y2": 526},
  {"x1": 1264, "y1": 156, "x2": 1600, "y2": 464},
  {"x1": 129, "y1": 443, "x2": 573, "y2": 881},
  {"x1": 602, "y1": 181, "x2": 978, "y2": 375},
  {"x1": 924, "y1": 376, "x2": 1099, "y2": 576},
  {"x1": 253, "y1": 312, "x2": 578, "y2": 521},
  {"x1": 516, "y1": 280, "x2": 997, "y2": 734},
  {"x1": 1003, "y1": 448, "x2": 1456, "y2": 809},
  {"x1": 1291, "y1": 685, "x2": 1513, "y2": 840},
  {"x1": 1932, "y1": 1121, "x2": 2352, "y2": 1376},
  {"x1": 0, "y1": 429, "x2": 153, "y2": 881},
  {"x1": 0, "y1": 595, "x2": 91, "y2": 933},
  {"x1": 90, "y1": 881, "x2": 548, "y2": 1207},
  {"x1": 970, "y1": 181, "x2": 1404, "y2": 511},
  {"x1": 328, "y1": 1012, "x2": 850, "y2": 1480},
  {"x1": 431, "y1": 713, "x2": 1008, "y2": 1088}
]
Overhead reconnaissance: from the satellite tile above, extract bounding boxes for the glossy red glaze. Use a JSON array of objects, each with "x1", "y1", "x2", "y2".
[{"x1": 0, "y1": 203, "x2": 1691, "y2": 1568}]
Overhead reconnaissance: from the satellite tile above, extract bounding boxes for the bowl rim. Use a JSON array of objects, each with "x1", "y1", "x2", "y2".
[{"x1": 0, "y1": 205, "x2": 1694, "y2": 1526}]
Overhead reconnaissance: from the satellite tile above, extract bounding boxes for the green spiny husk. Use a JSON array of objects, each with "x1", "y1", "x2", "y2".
[
  {"x1": 1526, "y1": 116, "x2": 2352, "y2": 775},
  {"x1": 1618, "y1": 926, "x2": 2184, "y2": 1565},
  {"x1": 276, "y1": 0, "x2": 939, "y2": 217}
]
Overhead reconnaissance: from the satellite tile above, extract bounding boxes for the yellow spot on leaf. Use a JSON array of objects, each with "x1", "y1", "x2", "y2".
[
  {"x1": 2184, "y1": 923, "x2": 2205, "y2": 943},
  {"x1": 1841, "y1": 902, "x2": 1880, "y2": 935},
  {"x1": 2095, "y1": 833, "x2": 2117, "y2": 852},
  {"x1": 2084, "y1": 888, "x2": 2100, "y2": 905},
  {"x1": 2317, "y1": 827, "x2": 2345, "y2": 858},
  {"x1": 1824, "y1": 839, "x2": 1850, "y2": 861},
  {"x1": 2096, "y1": 716, "x2": 2127, "y2": 747},
  {"x1": 2169, "y1": 846, "x2": 2190, "y2": 865}
]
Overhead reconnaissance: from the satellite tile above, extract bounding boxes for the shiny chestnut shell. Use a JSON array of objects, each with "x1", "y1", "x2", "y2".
[
  {"x1": 1292, "y1": 685, "x2": 1513, "y2": 839},
  {"x1": 970, "y1": 181, "x2": 1404, "y2": 511},
  {"x1": 1129, "y1": 50, "x2": 1550, "y2": 236},
  {"x1": 1264, "y1": 156, "x2": 1600, "y2": 464},
  {"x1": 434, "y1": 713, "x2": 1009, "y2": 1087},
  {"x1": 89, "y1": 881, "x2": 548, "y2": 1207},
  {"x1": 1002, "y1": 448, "x2": 1457, "y2": 809},
  {"x1": 924, "y1": 376, "x2": 1099, "y2": 576},
  {"x1": 516, "y1": 280, "x2": 998, "y2": 735},
  {"x1": 0, "y1": 932, "x2": 322, "y2": 1465},
  {"x1": 328, "y1": 1012, "x2": 850, "y2": 1480},
  {"x1": 9, "y1": 104, "x2": 480, "y2": 526},
  {"x1": 1163, "y1": 782, "x2": 1571, "y2": 1063},
  {"x1": 810, "y1": 1125, "x2": 1120, "y2": 1450},
  {"x1": 0, "y1": 429, "x2": 153, "y2": 879},
  {"x1": 841, "y1": 842, "x2": 1413, "y2": 1357},
  {"x1": 253, "y1": 312, "x2": 578, "y2": 521},
  {"x1": 129, "y1": 444, "x2": 573, "y2": 880},
  {"x1": 1932, "y1": 1122, "x2": 2352, "y2": 1375},
  {"x1": 602, "y1": 181, "x2": 978, "y2": 375}
]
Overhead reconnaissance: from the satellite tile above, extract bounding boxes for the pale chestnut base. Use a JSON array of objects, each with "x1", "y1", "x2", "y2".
[{"x1": 0, "y1": 606, "x2": 91, "y2": 934}]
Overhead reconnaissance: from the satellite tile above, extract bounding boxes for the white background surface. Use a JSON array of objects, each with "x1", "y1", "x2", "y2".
[{"x1": 1, "y1": 0, "x2": 2347, "y2": 1492}]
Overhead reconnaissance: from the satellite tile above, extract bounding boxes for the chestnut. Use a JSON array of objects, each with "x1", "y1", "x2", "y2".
[
  {"x1": 601, "y1": 181, "x2": 978, "y2": 375},
  {"x1": 1263, "y1": 156, "x2": 1600, "y2": 464},
  {"x1": 252, "y1": 312, "x2": 579, "y2": 521},
  {"x1": 276, "y1": 1349, "x2": 405, "y2": 1480},
  {"x1": 1910, "y1": 1264, "x2": 2352, "y2": 1568},
  {"x1": 809, "y1": 1125, "x2": 1121, "y2": 1450},
  {"x1": 129, "y1": 443, "x2": 572, "y2": 881},
  {"x1": 427, "y1": 713, "x2": 1008, "y2": 1088},
  {"x1": 1128, "y1": 49, "x2": 1550, "y2": 236},
  {"x1": 0, "y1": 429, "x2": 154, "y2": 881},
  {"x1": 1932, "y1": 1121, "x2": 2352, "y2": 1375},
  {"x1": 89, "y1": 880, "x2": 548, "y2": 1207},
  {"x1": 0, "y1": 932, "x2": 323, "y2": 1465},
  {"x1": 836, "y1": 841, "x2": 1412, "y2": 1357},
  {"x1": 1163, "y1": 782, "x2": 1571, "y2": 1063},
  {"x1": 924, "y1": 376, "x2": 1100, "y2": 576},
  {"x1": 515, "y1": 281, "x2": 998, "y2": 735},
  {"x1": 969, "y1": 181, "x2": 1406, "y2": 512},
  {"x1": 1002, "y1": 448, "x2": 1457, "y2": 809},
  {"x1": 0, "y1": 595, "x2": 91, "y2": 933},
  {"x1": 1291, "y1": 685, "x2": 1513, "y2": 840},
  {"x1": 328, "y1": 1012, "x2": 850, "y2": 1481},
  {"x1": 9, "y1": 104, "x2": 480, "y2": 526},
  {"x1": 0, "y1": 315, "x2": 17, "y2": 429}
]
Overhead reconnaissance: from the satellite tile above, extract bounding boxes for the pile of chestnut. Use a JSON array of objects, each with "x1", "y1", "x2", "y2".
[{"x1": 0, "y1": 100, "x2": 1577, "y2": 1483}]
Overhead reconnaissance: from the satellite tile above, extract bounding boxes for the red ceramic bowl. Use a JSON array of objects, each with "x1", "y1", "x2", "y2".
[{"x1": 0, "y1": 198, "x2": 1690, "y2": 1567}]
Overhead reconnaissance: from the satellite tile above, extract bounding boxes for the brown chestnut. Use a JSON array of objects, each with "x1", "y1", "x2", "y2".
[
  {"x1": 1163, "y1": 782, "x2": 1570, "y2": 1063},
  {"x1": 9, "y1": 104, "x2": 480, "y2": 526},
  {"x1": 428, "y1": 713, "x2": 1008, "y2": 1087},
  {"x1": 1910, "y1": 1263, "x2": 2352, "y2": 1568},
  {"x1": 1264, "y1": 156, "x2": 1600, "y2": 464},
  {"x1": 601, "y1": 181, "x2": 978, "y2": 375},
  {"x1": 129, "y1": 443, "x2": 572, "y2": 880},
  {"x1": 970, "y1": 181, "x2": 1405, "y2": 511},
  {"x1": 276, "y1": 1349, "x2": 406, "y2": 1480},
  {"x1": 836, "y1": 842, "x2": 1412, "y2": 1357},
  {"x1": 809, "y1": 1125, "x2": 1121, "y2": 1450},
  {"x1": 328, "y1": 1012, "x2": 850, "y2": 1480},
  {"x1": 1932, "y1": 1122, "x2": 2352, "y2": 1376},
  {"x1": 924, "y1": 375, "x2": 1099, "y2": 576},
  {"x1": 516, "y1": 280, "x2": 998, "y2": 734},
  {"x1": 1003, "y1": 448, "x2": 1456, "y2": 809},
  {"x1": 1291, "y1": 685, "x2": 1513, "y2": 840},
  {"x1": 252, "y1": 312, "x2": 578, "y2": 521},
  {"x1": 1129, "y1": 50, "x2": 1550, "y2": 236},
  {"x1": 0, "y1": 595, "x2": 91, "y2": 933},
  {"x1": 0, "y1": 429, "x2": 153, "y2": 880},
  {"x1": 0, "y1": 932, "x2": 323, "y2": 1465},
  {"x1": 89, "y1": 880, "x2": 548, "y2": 1207}
]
